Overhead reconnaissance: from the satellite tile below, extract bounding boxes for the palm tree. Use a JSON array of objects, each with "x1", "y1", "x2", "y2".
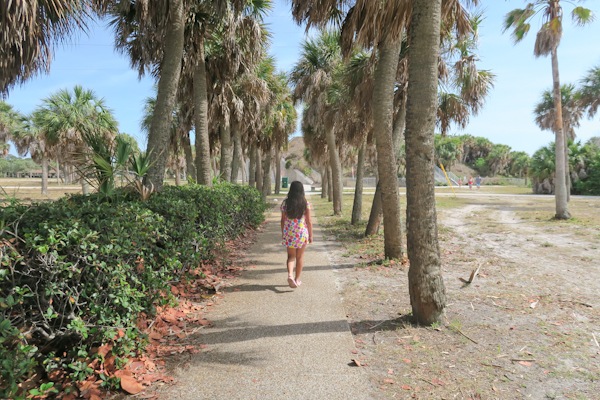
[
  {"x1": 290, "y1": 30, "x2": 344, "y2": 215},
  {"x1": 0, "y1": 1, "x2": 89, "y2": 94},
  {"x1": 405, "y1": 0, "x2": 447, "y2": 325},
  {"x1": 503, "y1": 1, "x2": 594, "y2": 219},
  {"x1": 266, "y1": 72, "x2": 297, "y2": 195},
  {"x1": 32, "y1": 85, "x2": 119, "y2": 193},
  {"x1": 173, "y1": 1, "x2": 248, "y2": 186},
  {"x1": 438, "y1": 13, "x2": 495, "y2": 137},
  {"x1": 509, "y1": 151, "x2": 531, "y2": 182},
  {"x1": 534, "y1": 83, "x2": 584, "y2": 196},
  {"x1": 98, "y1": 0, "x2": 186, "y2": 191},
  {"x1": 0, "y1": 101, "x2": 23, "y2": 154},
  {"x1": 579, "y1": 65, "x2": 600, "y2": 119},
  {"x1": 12, "y1": 116, "x2": 53, "y2": 194}
]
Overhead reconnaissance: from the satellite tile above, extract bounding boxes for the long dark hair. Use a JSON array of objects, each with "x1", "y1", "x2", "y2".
[{"x1": 284, "y1": 181, "x2": 307, "y2": 219}]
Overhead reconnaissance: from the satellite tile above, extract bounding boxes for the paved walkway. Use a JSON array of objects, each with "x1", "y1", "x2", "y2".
[{"x1": 158, "y1": 205, "x2": 374, "y2": 399}]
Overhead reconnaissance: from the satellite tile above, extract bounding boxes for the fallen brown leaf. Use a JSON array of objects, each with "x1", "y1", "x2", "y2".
[{"x1": 120, "y1": 375, "x2": 144, "y2": 394}]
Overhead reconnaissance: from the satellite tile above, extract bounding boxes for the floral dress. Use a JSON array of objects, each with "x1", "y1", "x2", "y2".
[{"x1": 281, "y1": 201, "x2": 310, "y2": 248}]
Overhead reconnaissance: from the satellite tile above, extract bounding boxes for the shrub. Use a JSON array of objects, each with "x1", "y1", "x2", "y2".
[{"x1": 0, "y1": 183, "x2": 266, "y2": 398}]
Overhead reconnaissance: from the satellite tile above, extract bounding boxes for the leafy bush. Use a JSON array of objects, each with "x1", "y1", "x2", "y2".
[{"x1": 0, "y1": 183, "x2": 265, "y2": 398}]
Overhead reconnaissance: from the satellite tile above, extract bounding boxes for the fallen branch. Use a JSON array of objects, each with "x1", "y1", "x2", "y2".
[
  {"x1": 593, "y1": 332, "x2": 599, "y2": 348},
  {"x1": 481, "y1": 363, "x2": 510, "y2": 372},
  {"x1": 510, "y1": 358, "x2": 536, "y2": 362},
  {"x1": 459, "y1": 264, "x2": 481, "y2": 285},
  {"x1": 559, "y1": 299, "x2": 593, "y2": 308},
  {"x1": 450, "y1": 326, "x2": 478, "y2": 344},
  {"x1": 491, "y1": 300, "x2": 514, "y2": 311},
  {"x1": 419, "y1": 378, "x2": 436, "y2": 387}
]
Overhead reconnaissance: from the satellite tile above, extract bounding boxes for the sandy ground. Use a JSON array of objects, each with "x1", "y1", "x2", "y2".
[{"x1": 331, "y1": 193, "x2": 600, "y2": 399}]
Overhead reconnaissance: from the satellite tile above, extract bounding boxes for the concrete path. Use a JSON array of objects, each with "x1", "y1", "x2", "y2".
[{"x1": 157, "y1": 206, "x2": 375, "y2": 399}]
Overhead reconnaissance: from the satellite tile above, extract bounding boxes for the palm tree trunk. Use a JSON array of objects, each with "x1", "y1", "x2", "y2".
[
  {"x1": 351, "y1": 138, "x2": 367, "y2": 225},
  {"x1": 219, "y1": 121, "x2": 232, "y2": 181},
  {"x1": 564, "y1": 140, "x2": 571, "y2": 202},
  {"x1": 327, "y1": 166, "x2": 333, "y2": 202},
  {"x1": 326, "y1": 128, "x2": 343, "y2": 215},
  {"x1": 365, "y1": 92, "x2": 407, "y2": 237},
  {"x1": 274, "y1": 147, "x2": 281, "y2": 194},
  {"x1": 249, "y1": 142, "x2": 256, "y2": 187},
  {"x1": 194, "y1": 38, "x2": 212, "y2": 187},
  {"x1": 212, "y1": 151, "x2": 218, "y2": 178},
  {"x1": 262, "y1": 147, "x2": 272, "y2": 199},
  {"x1": 405, "y1": 0, "x2": 446, "y2": 325},
  {"x1": 241, "y1": 152, "x2": 247, "y2": 183},
  {"x1": 56, "y1": 159, "x2": 61, "y2": 183},
  {"x1": 255, "y1": 148, "x2": 263, "y2": 193},
  {"x1": 373, "y1": 38, "x2": 402, "y2": 259},
  {"x1": 321, "y1": 166, "x2": 328, "y2": 199},
  {"x1": 183, "y1": 132, "x2": 195, "y2": 182},
  {"x1": 175, "y1": 166, "x2": 181, "y2": 186},
  {"x1": 144, "y1": 0, "x2": 184, "y2": 191},
  {"x1": 231, "y1": 121, "x2": 242, "y2": 183},
  {"x1": 365, "y1": 182, "x2": 383, "y2": 235},
  {"x1": 41, "y1": 156, "x2": 49, "y2": 195},
  {"x1": 550, "y1": 47, "x2": 570, "y2": 218}
]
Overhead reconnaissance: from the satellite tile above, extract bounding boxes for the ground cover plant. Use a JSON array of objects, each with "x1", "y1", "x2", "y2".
[
  {"x1": 312, "y1": 189, "x2": 600, "y2": 399},
  {"x1": 0, "y1": 183, "x2": 266, "y2": 399}
]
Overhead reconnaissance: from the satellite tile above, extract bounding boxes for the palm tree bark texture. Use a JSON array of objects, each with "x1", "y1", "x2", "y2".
[
  {"x1": 144, "y1": 0, "x2": 185, "y2": 191},
  {"x1": 405, "y1": 0, "x2": 447, "y2": 325},
  {"x1": 372, "y1": 38, "x2": 403, "y2": 260},
  {"x1": 550, "y1": 46, "x2": 570, "y2": 218},
  {"x1": 194, "y1": 37, "x2": 213, "y2": 186}
]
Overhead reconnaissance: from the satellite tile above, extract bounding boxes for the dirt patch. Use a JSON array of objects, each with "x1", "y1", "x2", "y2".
[{"x1": 331, "y1": 195, "x2": 600, "y2": 399}]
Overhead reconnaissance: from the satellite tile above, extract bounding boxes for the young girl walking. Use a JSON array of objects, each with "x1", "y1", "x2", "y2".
[{"x1": 280, "y1": 181, "x2": 313, "y2": 288}]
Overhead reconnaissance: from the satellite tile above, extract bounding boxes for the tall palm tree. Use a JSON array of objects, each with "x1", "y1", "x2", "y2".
[
  {"x1": 12, "y1": 116, "x2": 53, "y2": 194},
  {"x1": 201, "y1": 1, "x2": 269, "y2": 183},
  {"x1": 438, "y1": 13, "x2": 495, "y2": 137},
  {"x1": 32, "y1": 85, "x2": 119, "y2": 193},
  {"x1": 290, "y1": 30, "x2": 344, "y2": 215},
  {"x1": 534, "y1": 83, "x2": 584, "y2": 196},
  {"x1": 98, "y1": 0, "x2": 185, "y2": 191},
  {"x1": 174, "y1": 1, "x2": 248, "y2": 186},
  {"x1": 266, "y1": 72, "x2": 297, "y2": 195},
  {"x1": 534, "y1": 84, "x2": 584, "y2": 143},
  {"x1": 230, "y1": 59, "x2": 271, "y2": 183},
  {"x1": 405, "y1": 0, "x2": 447, "y2": 325},
  {"x1": 579, "y1": 65, "x2": 600, "y2": 119},
  {"x1": 0, "y1": 0, "x2": 89, "y2": 94},
  {"x1": 503, "y1": 1, "x2": 594, "y2": 219}
]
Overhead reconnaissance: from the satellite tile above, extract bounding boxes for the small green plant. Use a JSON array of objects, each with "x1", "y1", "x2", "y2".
[{"x1": 29, "y1": 382, "x2": 59, "y2": 397}]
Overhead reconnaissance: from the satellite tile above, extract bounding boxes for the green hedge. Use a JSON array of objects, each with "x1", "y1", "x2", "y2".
[{"x1": 0, "y1": 183, "x2": 266, "y2": 398}]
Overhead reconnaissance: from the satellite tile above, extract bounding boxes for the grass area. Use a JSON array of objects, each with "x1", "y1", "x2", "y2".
[
  {"x1": 310, "y1": 186, "x2": 533, "y2": 259},
  {"x1": 0, "y1": 178, "x2": 184, "y2": 204}
]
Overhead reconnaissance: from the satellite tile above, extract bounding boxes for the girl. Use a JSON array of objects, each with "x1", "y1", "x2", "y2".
[{"x1": 280, "y1": 181, "x2": 313, "y2": 288}]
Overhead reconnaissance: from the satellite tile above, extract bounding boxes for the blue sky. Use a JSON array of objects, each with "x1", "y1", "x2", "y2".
[{"x1": 5, "y1": 0, "x2": 600, "y2": 156}]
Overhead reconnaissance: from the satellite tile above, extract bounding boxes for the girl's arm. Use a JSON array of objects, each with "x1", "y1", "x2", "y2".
[
  {"x1": 280, "y1": 210, "x2": 286, "y2": 238},
  {"x1": 305, "y1": 206, "x2": 313, "y2": 243}
]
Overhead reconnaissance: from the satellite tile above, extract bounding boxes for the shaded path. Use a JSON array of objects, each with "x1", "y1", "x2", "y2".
[{"x1": 157, "y1": 207, "x2": 374, "y2": 399}]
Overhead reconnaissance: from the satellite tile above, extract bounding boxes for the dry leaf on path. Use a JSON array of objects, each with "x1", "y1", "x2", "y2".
[{"x1": 120, "y1": 375, "x2": 144, "y2": 394}]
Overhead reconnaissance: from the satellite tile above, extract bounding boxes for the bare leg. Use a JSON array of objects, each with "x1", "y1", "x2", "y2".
[
  {"x1": 294, "y1": 245, "x2": 307, "y2": 285},
  {"x1": 286, "y1": 247, "x2": 297, "y2": 287}
]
